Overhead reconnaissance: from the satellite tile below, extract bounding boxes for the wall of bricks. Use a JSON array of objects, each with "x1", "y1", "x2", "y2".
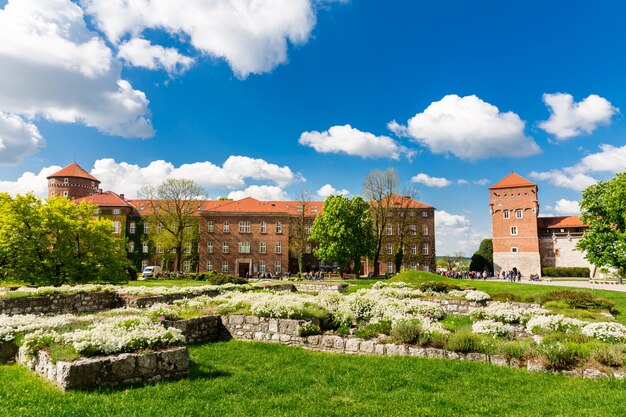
[{"x1": 0, "y1": 291, "x2": 122, "y2": 316}]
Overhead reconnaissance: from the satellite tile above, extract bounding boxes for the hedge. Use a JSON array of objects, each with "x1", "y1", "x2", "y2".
[{"x1": 541, "y1": 267, "x2": 590, "y2": 277}]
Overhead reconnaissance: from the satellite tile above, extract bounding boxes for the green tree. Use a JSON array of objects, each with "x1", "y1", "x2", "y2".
[
  {"x1": 469, "y1": 239, "x2": 493, "y2": 272},
  {"x1": 140, "y1": 179, "x2": 205, "y2": 272},
  {"x1": 288, "y1": 191, "x2": 311, "y2": 277},
  {"x1": 0, "y1": 194, "x2": 130, "y2": 285},
  {"x1": 394, "y1": 246, "x2": 404, "y2": 274},
  {"x1": 577, "y1": 173, "x2": 626, "y2": 282},
  {"x1": 309, "y1": 195, "x2": 376, "y2": 274}
]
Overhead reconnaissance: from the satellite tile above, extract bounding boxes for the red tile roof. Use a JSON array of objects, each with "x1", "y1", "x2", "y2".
[
  {"x1": 370, "y1": 194, "x2": 434, "y2": 210},
  {"x1": 75, "y1": 191, "x2": 133, "y2": 208},
  {"x1": 489, "y1": 173, "x2": 536, "y2": 190},
  {"x1": 537, "y1": 216, "x2": 587, "y2": 229},
  {"x1": 47, "y1": 162, "x2": 99, "y2": 182},
  {"x1": 207, "y1": 197, "x2": 325, "y2": 216}
]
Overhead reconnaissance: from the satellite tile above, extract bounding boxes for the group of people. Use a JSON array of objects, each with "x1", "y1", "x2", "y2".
[
  {"x1": 439, "y1": 267, "x2": 524, "y2": 282},
  {"x1": 500, "y1": 267, "x2": 522, "y2": 282}
]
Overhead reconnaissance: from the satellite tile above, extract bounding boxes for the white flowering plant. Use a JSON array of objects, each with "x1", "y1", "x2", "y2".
[
  {"x1": 581, "y1": 322, "x2": 626, "y2": 343},
  {"x1": 472, "y1": 320, "x2": 516, "y2": 338},
  {"x1": 525, "y1": 315, "x2": 583, "y2": 335},
  {"x1": 470, "y1": 302, "x2": 548, "y2": 324}
]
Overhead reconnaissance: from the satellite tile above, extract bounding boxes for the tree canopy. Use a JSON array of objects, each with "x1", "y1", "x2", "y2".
[
  {"x1": 577, "y1": 173, "x2": 626, "y2": 277},
  {"x1": 0, "y1": 194, "x2": 130, "y2": 285},
  {"x1": 308, "y1": 195, "x2": 376, "y2": 274},
  {"x1": 469, "y1": 238, "x2": 493, "y2": 272}
]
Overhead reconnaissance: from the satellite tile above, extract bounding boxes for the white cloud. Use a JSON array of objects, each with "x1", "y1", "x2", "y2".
[
  {"x1": 435, "y1": 210, "x2": 470, "y2": 232},
  {"x1": 0, "y1": 112, "x2": 45, "y2": 164},
  {"x1": 545, "y1": 199, "x2": 580, "y2": 216},
  {"x1": 0, "y1": 0, "x2": 153, "y2": 138},
  {"x1": 316, "y1": 184, "x2": 349, "y2": 198},
  {"x1": 456, "y1": 179, "x2": 469, "y2": 185},
  {"x1": 227, "y1": 185, "x2": 289, "y2": 201},
  {"x1": 411, "y1": 173, "x2": 451, "y2": 188},
  {"x1": 117, "y1": 38, "x2": 194, "y2": 75},
  {"x1": 388, "y1": 95, "x2": 541, "y2": 160},
  {"x1": 299, "y1": 124, "x2": 413, "y2": 160},
  {"x1": 530, "y1": 143, "x2": 626, "y2": 191},
  {"x1": 80, "y1": 0, "x2": 318, "y2": 78},
  {"x1": 435, "y1": 210, "x2": 488, "y2": 255},
  {"x1": 539, "y1": 93, "x2": 618, "y2": 139},
  {"x1": 473, "y1": 178, "x2": 490, "y2": 186},
  {"x1": 0, "y1": 165, "x2": 61, "y2": 197}
]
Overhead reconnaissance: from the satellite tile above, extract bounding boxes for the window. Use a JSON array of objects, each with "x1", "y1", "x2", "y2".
[
  {"x1": 275, "y1": 241, "x2": 282, "y2": 254},
  {"x1": 422, "y1": 265, "x2": 430, "y2": 272},
  {"x1": 223, "y1": 221, "x2": 230, "y2": 233},
  {"x1": 222, "y1": 261, "x2": 228, "y2": 273},
  {"x1": 409, "y1": 210, "x2": 416, "y2": 217},
  {"x1": 184, "y1": 243, "x2": 192, "y2": 254},
  {"x1": 410, "y1": 224, "x2": 417, "y2": 236},
  {"x1": 238, "y1": 242, "x2": 251, "y2": 254},
  {"x1": 511, "y1": 247, "x2": 518, "y2": 253},
  {"x1": 516, "y1": 209, "x2": 523, "y2": 219},
  {"x1": 206, "y1": 261, "x2": 213, "y2": 272},
  {"x1": 387, "y1": 262, "x2": 393, "y2": 273},
  {"x1": 157, "y1": 223, "x2": 164, "y2": 233},
  {"x1": 63, "y1": 178, "x2": 69, "y2": 184},
  {"x1": 260, "y1": 221, "x2": 267, "y2": 234},
  {"x1": 144, "y1": 223, "x2": 149, "y2": 234},
  {"x1": 183, "y1": 260, "x2": 190, "y2": 272},
  {"x1": 143, "y1": 242, "x2": 149, "y2": 253},
  {"x1": 129, "y1": 222, "x2": 136, "y2": 234},
  {"x1": 503, "y1": 210, "x2": 510, "y2": 219},
  {"x1": 510, "y1": 226, "x2": 518, "y2": 236},
  {"x1": 422, "y1": 224, "x2": 428, "y2": 236},
  {"x1": 207, "y1": 221, "x2": 214, "y2": 233},
  {"x1": 275, "y1": 261, "x2": 282, "y2": 274},
  {"x1": 113, "y1": 208, "x2": 121, "y2": 215},
  {"x1": 113, "y1": 221, "x2": 120, "y2": 234},
  {"x1": 410, "y1": 244, "x2": 417, "y2": 255},
  {"x1": 223, "y1": 242, "x2": 229, "y2": 254},
  {"x1": 156, "y1": 244, "x2": 163, "y2": 254},
  {"x1": 275, "y1": 222, "x2": 283, "y2": 234},
  {"x1": 386, "y1": 224, "x2": 393, "y2": 235},
  {"x1": 305, "y1": 244, "x2": 312, "y2": 254},
  {"x1": 63, "y1": 191, "x2": 68, "y2": 197},
  {"x1": 422, "y1": 211, "x2": 428, "y2": 218},
  {"x1": 411, "y1": 262, "x2": 417, "y2": 271},
  {"x1": 386, "y1": 243, "x2": 393, "y2": 255},
  {"x1": 128, "y1": 241, "x2": 134, "y2": 253},
  {"x1": 141, "y1": 260, "x2": 148, "y2": 270},
  {"x1": 239, "y1": 221, "x2": 251, "y2": 233},
  {"x1": 207, "y1": 242, "x2": 213, "y2": 253},
  {"x1": 155, "y1": 260, "x2": 161, "y2": 267},
  {"x1": 50, "y1": 192, "x2": 55, "y2": 196},
  {"x1": 422, "y1": 243, "x2": 429, "y2": 256},
  {"x1": 305, "y1": 225, "x2": 311, "y2": 234},
  {"x1": 259, "y1": 260, "x2": 266, "y2": 273}
]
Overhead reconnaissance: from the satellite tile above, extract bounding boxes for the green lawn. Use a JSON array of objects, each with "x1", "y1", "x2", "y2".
[
  {"x1": 0, "y1": 340, "x2": 624, "y2": 416},
  {"x1": 124, "y1": 279, "x2": 214, "y2": 287},
  {"x1": 391, "y1": 271, "x2": 626, "y2": 324}
]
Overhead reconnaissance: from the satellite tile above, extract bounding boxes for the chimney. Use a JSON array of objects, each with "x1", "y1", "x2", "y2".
[
  {"x1": 120, "y1": 194, "x2": 125, "y2": 200},
  {"x1": 99, "y1": 189, "x2": 103, "y2": 194}
]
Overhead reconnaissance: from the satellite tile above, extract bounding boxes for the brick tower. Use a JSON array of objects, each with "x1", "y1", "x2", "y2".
[
  {"x1": 47, "y1": 162, "x2": 100, "y2": 199},
  {"x1": 489, "y1": 173, "x2": 541, "y2": 277}
]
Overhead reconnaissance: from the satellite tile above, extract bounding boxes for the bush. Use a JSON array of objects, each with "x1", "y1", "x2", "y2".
[
  {"x1": 298, "y1": 322, "x2": 322, "y2": 337},
  {"x1": 491, "y1": 293, "x2": 522, "y2": 303},
  {"x1": 590, "y1": 344, "x2": 624, "y2": 367},
  {"x1": 390, "y1": 319, "x2": 422, "y2": 344},
  {"x1": 419, "y1": 281, "x2": 461, "y2": 293},
  {"x1": 355, "y1": 320, "x2": 392, "y2": 339},
  {"x1": 542, "y1": 267, "x2": 590, "y2": 278},
  {"x1": 441, "y1": 315, "x2": 473, "y2": 332},
  {"x1": 498, "y1": 340, "x2": 534, "y2": 361},
  {"x1": 204, "y1": 272, "x2": 248, "y2": 286},
  {"x1": 537, "y1": 342, "x2": 587, "y2": 370},
  {"x1": 540, "y1": 290, "x2": 615, "y2": 313},
  {"x1": 444, "y1": 331, "x2": 482, "y2": 354}
]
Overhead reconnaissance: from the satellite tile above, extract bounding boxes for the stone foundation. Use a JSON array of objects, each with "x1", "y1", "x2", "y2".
[
  {"x1": 163, "y1": 316, "x2": 223, "y2": 344},
  {"x1": 0, "y1": 341, "x2": 18, "y2": 364},
  {"x1": 0, "y1": 292, "x2": 122, "y2": 316},
  {"x1": 20, "y1": 346, "x2": 189, "y2": 391}
]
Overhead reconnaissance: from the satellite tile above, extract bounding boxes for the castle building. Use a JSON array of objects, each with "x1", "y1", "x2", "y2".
[
  {"x1": 489, "y1": 173, "x2": 592, "y2": 277},
  {"x1": 48, "y1": 162, "x2": 436, "y2": 276}
]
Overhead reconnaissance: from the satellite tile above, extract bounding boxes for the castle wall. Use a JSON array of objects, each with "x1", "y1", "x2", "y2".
[{"x1": 493, "y1": 252, "x2": 541, "y2": 277}]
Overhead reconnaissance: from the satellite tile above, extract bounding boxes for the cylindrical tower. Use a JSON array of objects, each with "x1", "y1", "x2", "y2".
[{"x1": 47, "y1": 162, "x2": 100, "y2": 199}]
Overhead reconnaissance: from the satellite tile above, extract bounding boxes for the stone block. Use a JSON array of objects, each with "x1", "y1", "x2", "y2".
[
  {"x1": 489, "y1": 355, "x2": 508, "y2": 367},
  {"x1": 425, "y1": 348, "x2": 445, "y2": 358},
  {"x1": 373, "y1": 344, "x2": 385, "y2": 355},
  {"x1": 344, "y1": 338, "x2": 360, "y2": 352},
  {"x1": 408, "y1": 347, "x2": 426, "y2": 357},
  {"x1": 268, "y1": 319, "x2": 279, "y2": 333},
  {"x1": 359, "y1": 341, "x2": 374, "y2": 353}
]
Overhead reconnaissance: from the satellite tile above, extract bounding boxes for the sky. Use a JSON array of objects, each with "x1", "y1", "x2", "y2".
[{"x1": 0, "y1": 0, "x2": 625, "y2": 256}]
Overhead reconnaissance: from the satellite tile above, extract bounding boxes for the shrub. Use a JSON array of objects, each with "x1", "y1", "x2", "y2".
[
  {"x1": 498, "y1": 340, "x2": 534, "y2": 361},
  {"x1": 390, "y1": 319, "x2": 422, "y2": 344},
  {"x1": 419, "y1": 281, "x2": 461, "y2": 293},
  {"x1": 590, "y1": 344, "x2": 624, "y2": 367},
  {"x1": 537, "y1": 342, "x2": 586, "y2": 370},
  {"x1": 541, "y1": 290, "x2": 615, "y2": 313},
  {"x1": 472, "y1": 320, "x2": 515, "y2": 338},
  {"x1": 204, "y1": 272, "x2": 248, "y2": 286},
  {"x1": 542, "y1": 267, "x2": 590, "y2": 278},
  {"x1": 491, "y1": 293, "x2": 522, "y2": 303},
  {"x1": 355, "y1": 320, "x2": 392, "y2": 339},
  {"x1": 581, "y1": 322, "x2": 626, "y2": 343},
  {"x1": 336, "y1": 326, "x2": 350, "y2": 336},
  {"x1": 441, "y1": 315, "x2": 473, "y2": 332},
  {"x1": 298, "y1": 322, "x2": 322, "y2": 337},
  {"x1": 444, "y1": 331, "x2": 482, "y2": 353}
]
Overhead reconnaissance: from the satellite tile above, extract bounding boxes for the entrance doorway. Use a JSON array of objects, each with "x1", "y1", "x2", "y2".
[{"x1": 238, "y1": 262, "x2": 250, "y2": 277}]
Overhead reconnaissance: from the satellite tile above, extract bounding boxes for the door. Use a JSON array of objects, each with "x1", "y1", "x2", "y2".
[{"x1": 238, "y1": 262, "x2": 250, "y2": 277}]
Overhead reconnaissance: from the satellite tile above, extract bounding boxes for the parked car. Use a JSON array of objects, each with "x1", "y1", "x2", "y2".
[{"x1": 142, "y1": 265, "x2": 162, "y2": 278}]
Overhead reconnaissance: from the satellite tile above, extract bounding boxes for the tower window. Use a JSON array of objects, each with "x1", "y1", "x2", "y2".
[
  {"x1": 510, "y1": 226, "x2": 518, "y2": 235},
  {"x1": 64, "y1": 178, "x2": 69, "y2": 184},
  {"x1": 516, "y1": 209, "x2": 523, "y2": 218},
  {"x1": 511, "y1": 247, "x2": 518, "y2": 253},
  {"x1": 503, "y1": 210, "x2": 510, "y2": 219}
]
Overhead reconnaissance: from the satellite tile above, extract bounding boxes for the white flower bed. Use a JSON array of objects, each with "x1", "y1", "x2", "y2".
[
  {"x1": 215, "y1": 291, "x2": 320, "y2": 319},
  {"x1": 448, "y1": 289, "x2": 491, "y2": 302},
  {"x1": 581, "y1": 322, "x2": 626, "y2": 343},
  {"x1": 472, "y1": 320, "x2": 516, "y2": 338},
  {"x1": 0, "y1": 314, "x2": 93, "y2": 343},
  {"x1": 470, "y1": 302, "x2": 548, "y2": 324},
  {"x1": 525, "y1": 315, "x2": 583, "y2": 334}
]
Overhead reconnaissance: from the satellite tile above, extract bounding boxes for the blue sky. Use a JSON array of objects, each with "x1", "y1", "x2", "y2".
[{"x1": 0, "y1": 0, "x2": 625, "y2": 255}]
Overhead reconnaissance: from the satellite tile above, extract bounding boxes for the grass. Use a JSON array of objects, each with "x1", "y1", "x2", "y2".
[
  {"x1": 125, "y1": 279, "x2": 216, "y2": 287},
  {"x1": 1, "y1": 340, "x2": 625, "y2": 416},
  {"x1": 391, "y1": 271, "x2": 626, "y2": 325}
]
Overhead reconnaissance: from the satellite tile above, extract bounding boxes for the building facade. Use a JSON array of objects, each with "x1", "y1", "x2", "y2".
[
  {"x1": 489, "y1": 173, "x2": 593, "y2": 277},
  {"x1": 48, "y1": 163, "x2": 436, "y2": 276}
]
